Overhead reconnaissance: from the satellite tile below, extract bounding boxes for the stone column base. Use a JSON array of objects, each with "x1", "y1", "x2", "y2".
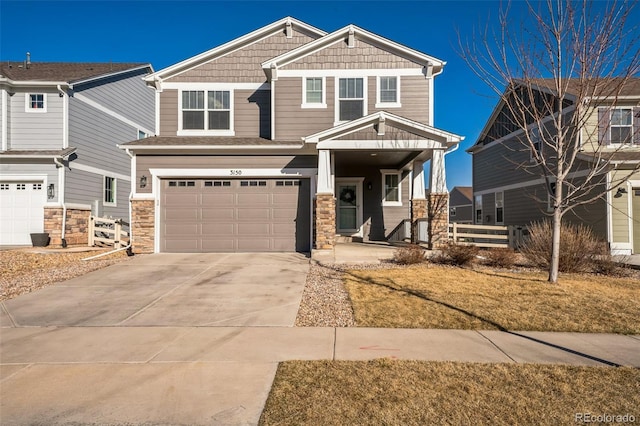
[
  {"x1": 428, "y1": 193, "x2": 449, "y2": 249},
  {"x1": 131, "y1": 199, "x2": 155, "y2": 254},
  {"x1": 44, "y1": 206, "x2": 91, "y2": 248},
  {"x1": 410, "y1": 198, "x2": 427, "y2": 244},
  {"x1": 314, "y1": 193, "x2": 336, "y2": 250}
]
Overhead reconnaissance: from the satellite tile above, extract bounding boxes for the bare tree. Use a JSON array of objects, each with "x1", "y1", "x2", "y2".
[{"x1": 461, "y1": 0, "x2": 640, "y2": 282}]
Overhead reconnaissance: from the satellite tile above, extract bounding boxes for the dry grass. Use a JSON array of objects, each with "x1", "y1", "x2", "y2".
[
  {"x1": 260, "y1": 360, "x2": 640, "y2": 426},
  {"x1": 0, "y1": 248, "x2": 131, "y2": 301},
  {"x1": 343, "y1": 265, "x2": 640, "y2": 333}
]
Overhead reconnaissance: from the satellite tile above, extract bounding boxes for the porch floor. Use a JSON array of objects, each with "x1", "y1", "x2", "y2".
[{"x1": 312, "y1": 241, "x2": 408, "y2": 264}]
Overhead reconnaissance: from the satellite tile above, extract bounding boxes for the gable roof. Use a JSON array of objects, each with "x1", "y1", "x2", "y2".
[
  {"x1": 144, "y1": 17, "x2": 326, "y2": 85},
  {"x1": 0, "y1": 62, "x2": 151, "y2": 85},
  {"x1": 304, "y1": 111, "x2": 463, "y2": 147},
  {"x1": 262, "y1": 24, "x2": 445, "y2": 80},
  {"x1": 451, "y1": 186, "x2": 473, "y2": 202}
]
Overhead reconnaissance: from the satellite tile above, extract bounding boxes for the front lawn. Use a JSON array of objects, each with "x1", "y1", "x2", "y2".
[
  {"x1": 343, "y1": 265, "x2": 640, "y2": 333},
  {"x1": 260, "y1": 360, "x2": 640, "y2": 425}
]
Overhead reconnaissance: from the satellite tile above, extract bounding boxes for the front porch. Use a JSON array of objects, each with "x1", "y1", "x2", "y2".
[{"x1": 307, "y1": 112, "x2": 463, "y2": 251}]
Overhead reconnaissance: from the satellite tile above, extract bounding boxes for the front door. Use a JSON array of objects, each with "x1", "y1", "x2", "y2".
[{"x1": 336, "y1": 180, "x2": 362, "y2": 236}]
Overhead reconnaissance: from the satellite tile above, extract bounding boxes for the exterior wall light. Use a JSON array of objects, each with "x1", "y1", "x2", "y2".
[
  {"x1": 47, "y1": 183, "x2": 55, "y2": 199},
  {"x1": 140, "y1": 175, "x2": 148, "y2": 188}
]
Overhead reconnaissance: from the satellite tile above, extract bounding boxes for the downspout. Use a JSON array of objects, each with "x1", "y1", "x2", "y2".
[{"x1": 53, "y1": 157, "x2": 67, "y2": 248}]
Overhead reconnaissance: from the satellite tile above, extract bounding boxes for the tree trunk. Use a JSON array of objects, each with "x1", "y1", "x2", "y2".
[{"x1": 549, "y1": 209, "x2": 562, "y2": 283}]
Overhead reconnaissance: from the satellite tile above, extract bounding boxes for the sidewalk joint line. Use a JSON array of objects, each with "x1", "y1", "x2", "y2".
[
  {"x1": 476, "y1": 331, "x2": 516, "y2": 363},
  {"x1": 1, "y1": 301, "x2": 19, "y2": 327}
]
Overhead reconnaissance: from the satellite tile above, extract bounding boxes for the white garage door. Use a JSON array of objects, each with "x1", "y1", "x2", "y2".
[{"x1": 0, "y1": 181, "x2": 46, "y2": 245}]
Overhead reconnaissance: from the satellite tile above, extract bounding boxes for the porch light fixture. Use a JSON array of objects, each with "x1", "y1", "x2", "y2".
[
  {"x1": 617, "y1": 187, "x2": 628, "y2": 195},
  {"x1": 47, "y1": 183, "x2": 55, "y2": 199},
  {"x1": 140, "y1": 175, "x2": 148, "y2": 188}
]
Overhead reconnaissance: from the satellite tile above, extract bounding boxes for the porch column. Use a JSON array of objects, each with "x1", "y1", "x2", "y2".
[
  {"x1": 428, "y1": 149, "x2": 449, "y2": 249},
  {"x1": 315, "y1": 150, "x2": 336, "y2": 250},
  {"x1": 411, "y1": 160, "x2": 427, "y2": 244}
]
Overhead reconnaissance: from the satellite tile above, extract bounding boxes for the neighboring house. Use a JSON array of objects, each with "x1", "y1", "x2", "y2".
[
  {"x1": 467, "y1": 78, "x2": 640, "y2": 255},
  {"x1": 120, "y1": 17, "x2": 463, "y2": 254},
  {"x1": 449, "y1": 186, "x2": 473, "y2": 223},
  {"x1": 0, "y1": 58, "x2": 154, "y2": 246}
]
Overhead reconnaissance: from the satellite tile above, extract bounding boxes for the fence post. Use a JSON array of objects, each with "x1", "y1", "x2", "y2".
[
  {"x1": 452, "y1": 222, "x2": 458, "y2": 243},
  {"x1": 88, "y1": 216, "x2": 95, "y2": 247},
  {"x1": 114, "y1": 219, "x2": 122, "y2": 249}
]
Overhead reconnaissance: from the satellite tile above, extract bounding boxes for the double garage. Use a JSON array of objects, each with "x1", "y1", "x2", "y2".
[{"x1": 159, "y1": 177, "x2": 311, "y2": 253}]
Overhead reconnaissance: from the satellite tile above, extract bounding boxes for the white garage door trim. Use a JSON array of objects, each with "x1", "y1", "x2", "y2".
[{"x1": 149, "y1": 168, "x2": 317, "y2": 253}]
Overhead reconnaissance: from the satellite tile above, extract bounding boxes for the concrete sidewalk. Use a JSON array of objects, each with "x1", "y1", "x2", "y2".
[{"x1": 2, "y1": 326, "x2": 639, "y2": 425}]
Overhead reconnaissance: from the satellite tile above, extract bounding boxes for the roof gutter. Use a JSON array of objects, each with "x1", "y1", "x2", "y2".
[{"x1": 0, "y1": 77, "x2": 71, "y2": 88}]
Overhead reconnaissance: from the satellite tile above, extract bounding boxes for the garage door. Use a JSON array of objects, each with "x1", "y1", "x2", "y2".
[
  {"x1": 0, "y1": 181, "x2": 46, "y2": 245},
  {"x1": 160, "y1": 178, "x2": 311, "y2": 252}
]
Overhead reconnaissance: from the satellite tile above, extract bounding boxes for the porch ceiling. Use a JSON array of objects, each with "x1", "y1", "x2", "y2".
[{"x1": 333, "y1": 150, "x2": 427, "y2": 169}]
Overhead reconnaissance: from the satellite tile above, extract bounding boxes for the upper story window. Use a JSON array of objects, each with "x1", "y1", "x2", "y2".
[
  {"x1": 302, "y1": 77, "x2": 326, "y2": 108},
  {"x1": 26, "y1": 93, "x2": 46, "y2": 113},
  {"x1": 495, "y1": 191, "x2": 504, "y2": 224},
  {"x1": 382, "y1": 170, "x2": 402, "y2": 206},
  {"x1": 338, "y1": 77, "x2": 365, "y2": 122},
  {"x1": 376, "y1": 76, "x2": 400, "y2": 108},
  {"x1": 610, "y1": 108, "x2": 633, "y2": 145},
  {"x1": 179, "y1": 90, "x2": 233, "y2": 135},
  {"x1": 475, "y1": 194, "x2": 483, "y2": 224}
]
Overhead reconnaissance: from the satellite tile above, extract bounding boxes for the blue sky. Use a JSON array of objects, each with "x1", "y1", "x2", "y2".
[{"x1": 1, "y1": 0, "x2": 543, "y2": 189}]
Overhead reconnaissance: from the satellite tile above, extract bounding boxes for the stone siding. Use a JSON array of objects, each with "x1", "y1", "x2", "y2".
[
  {"x1": 411, "y1": 198, "x2": 427, "y2": 244},
  {"x1": 131, "y1": 199, "x2": 155, "y2": 254},
  {"x1": 314, "y1": 194, "x2": 336, "y2": 249},
  {"x1": 44, "y1": 206, "x2": 91, "y2": 247},
  {"x1": 428, "y1": 193, "x2": 449, "y2": 249}
]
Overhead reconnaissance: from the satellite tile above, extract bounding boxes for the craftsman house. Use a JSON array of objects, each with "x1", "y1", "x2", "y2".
[
  {"x1": 468, "y1": 78, "x2": 640, "y2": 254},
  {"x1": 121, "y1": 17, "x2": 463, "y2": 253},
  {"x1": 0, "y1": 59, "x2": 154, "y2": 246}
]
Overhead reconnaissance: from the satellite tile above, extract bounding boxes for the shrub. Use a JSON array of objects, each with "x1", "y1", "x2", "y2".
[
  {"x1": 433, "y1": 241, "x2": 479, "y2": 266},
  {"x1": 393, "y1": 244, "x2": 426, "y2": 265},
  {"x1": 482, "y1": 247, "x2": 517, "y2": 269},
  {"x1": 591, "y1": 254, "x2": 630, "y2": 277},
  {"x1": 520, "y1": 220, "x2": 605, "y2": 273}
]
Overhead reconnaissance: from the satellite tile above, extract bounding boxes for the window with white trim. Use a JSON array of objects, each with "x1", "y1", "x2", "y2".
[
  {"x1": 547, "y1": 182, "x2": 557, "y2": 212},
  {"x1": 302, "y1": 77, "x2": 325, "y2": 108},
  {"x1": 495, "y1": 191, "x2": 504, "y2": 224},
  {"x1": 475, "y1": 195, "x2": 483, "y2": 224},
  {"x1": 382, "y1": 171, "x2": 402, "y2": 206},
  {"x1": 610, "y1": 108, "x2": 633, "y2": 145},
  {"x1": 104, "y1": 176, "x2": 116, "y2": 206},
  {"x1": 180, "y1": 90, "x2": 232, "y2": 133},
  {"x1": 376, "y1": 76, "x2": 400, "y2": 107},
  {"x1": 26, "y1": 93, "x2": 46, "y2": 112},
  {"x1": 450, "y1": 207, "x2": 457, "y2": 217},
  {"x1": 529, "y1": 126, "x2": 542, "y2": 162},
  {"x1": 338, "y1": 77, "x2": 365, "y2": 121}
]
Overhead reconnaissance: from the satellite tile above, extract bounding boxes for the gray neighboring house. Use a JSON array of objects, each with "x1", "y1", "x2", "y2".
[
  {"x1": 449, "y1": 186, "x2": 473, "y2": 223},
  {"x1": 120, "y1": 17, "x2": 464, "y2": 254},
  {"x1": 467, "y1": 78, "x2": 640, "y2": 255},
  {"x1": 0, "y1": 59, "x2": 154, "y2": 246}
]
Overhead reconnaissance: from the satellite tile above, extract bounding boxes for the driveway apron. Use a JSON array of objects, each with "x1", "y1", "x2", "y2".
[{"x1": 1, "y1": 252, "x2": 310, "y2": 426}]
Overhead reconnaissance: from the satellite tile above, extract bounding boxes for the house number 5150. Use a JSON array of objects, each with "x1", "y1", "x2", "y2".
[{"x1": 230, "y1": 170, "x2": 242, "y2": 176}]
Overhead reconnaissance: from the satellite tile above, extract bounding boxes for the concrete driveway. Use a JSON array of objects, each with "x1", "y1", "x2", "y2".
[{"x1": 1, "y1": 252, "x2": 310, "y2": 328}]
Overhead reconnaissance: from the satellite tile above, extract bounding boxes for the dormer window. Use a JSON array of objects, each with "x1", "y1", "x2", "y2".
[
  {"x1": 179, "y1": 90, "x2": 233, "y2": 135},
  {"x1": 26, "y1": 93, "x2": 46, "y2": 112}
]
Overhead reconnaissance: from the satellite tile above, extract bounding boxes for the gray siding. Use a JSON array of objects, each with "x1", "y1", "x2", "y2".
[
  {"x1": 136, "y1": 155, "x2": 317, "y2": 194},
  {"x1": 167, "y1": 29, "x2": 318, "y2": 84},
  {"x1": 69, "y1": 98, "x2": 135, "y2": 176},
  {"x1": 473, "y1": 137, "x2": 534, "y2": 192},
  {"x1": 282, "y1": 38, "x2": 423, "y2": 70},
  {"x1": 334, "y1": 163, "x2": 411, "y2": 241},
  {"x1": 369, "y1": 75, "x2": 429, "y2": 124},
  {"x1": 450, "y1": 205, "x2": 473, "y2": 223},
  {"x1": 9, "y1": 88, "x2": 63, "y2": 149},
  {"x1": 275, "y1": 77, "x2": 335, "y2": 140},
  {"x1": 159, "y1": 89, "x2": 179, "y2": 136},
  {"x1": 65, "y1": 168, "x2": 129, "y2": 219},
  {"x1": 235, "y1": 89, "x2": 271, "y2": 138},
  {"x1": 76, "y1": 68, "x2": 155, "y2": 132}
]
